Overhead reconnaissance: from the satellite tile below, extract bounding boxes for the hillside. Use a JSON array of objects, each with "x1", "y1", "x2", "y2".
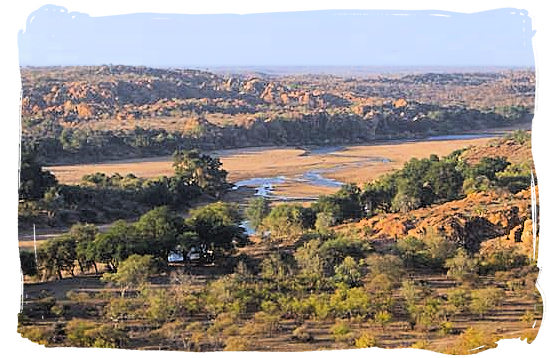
[{"x1": 18, "y1": 130, "x2": 541, "y2": 352}]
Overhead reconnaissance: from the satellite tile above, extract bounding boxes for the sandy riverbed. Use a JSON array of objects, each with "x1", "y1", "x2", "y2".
[{"x1": 47, "y1": 137, "x2": 495, "y2": 200}]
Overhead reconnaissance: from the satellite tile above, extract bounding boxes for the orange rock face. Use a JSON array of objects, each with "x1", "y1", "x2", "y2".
[{"x1": 356, "y1": 187, "x2": 537, "y2": 254}]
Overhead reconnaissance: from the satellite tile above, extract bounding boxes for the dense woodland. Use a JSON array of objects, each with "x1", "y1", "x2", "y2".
[
  {"x1": 20, "y1": 66, "x2": 534, "y2": 164},
  {"x1": 18, "y1": 131, "x2": 541, "y2": 352}
]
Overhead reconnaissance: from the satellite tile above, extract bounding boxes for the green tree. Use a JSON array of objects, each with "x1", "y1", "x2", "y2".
[
  {"x1": 260, "y1": 252, "x2": 297, "y2": 291},
  {"x1": 262, "y1": 204, "x2": 308, "y2": 240},
  {"x1": 468, "y1": 157, "x2": 510, "y2": 181},
  {"x1": 312, "y1": 184, "x2": 363, "y2": 224},
  {"x1": 19, "y1": 148, "x2": 57, "y2": 201},
  {"x1": 365, "y1": 254, "x2": 404, "y2": 283},
  {"x1": 102, "y1": 254, "x2": 155, "y2": 297},
  {"x1": 69, "y1": 223, "x2": 99, "y2": 274},
  {"x1": 365, "y1": 273, "x2": 395, "y2": 312},
  {"x1": 38, "y1": 235, "x2": 77, "y2": 279},
  {"x1": 295, "y1": 239, "x2": 325, "y2": 290},
  {"x1": 444, "y1": 248, "x2": 479, "y2": 283},
  {"x1": 446, "y1": 287, "x2": 470, "y2": 316},
  {"x1": 186, "y1": 202, "x2": 246, "y2": 257},
  {"x1": 172, "y1": 149, "x2": 229, "y2": 197},
  {"x1": 143, "y1": 287, "x2": 177, "y2": 325},
  {"x1": 134, "y1": 206, "x2": 182, "y2": 260},
  {"x1": 93, "y1": 220, "x2": 139, "y2": 271},
  {"x1": 424, "y1": 160, "x2": 464, "y2": 202},
  {"x1": 319, "y1": 234, "x2": 371, "y2": 274},
  {"x1": 315, "y1": 212, "x2": 337, "y2": 233},
  {"x1": 20, "y1": 250, "x2": 38, "y2": 276},
  {"x1": 470, "y1": 287, "x2": 503, "y2": 318},
  {"x1": 334, "y1": 256, "x2": 363, "y2": 287},
  {"x1": 424, "y1": 230, "x2": 458, "y2": 269},
  {"x1": 395, "y1": 236, "x2": 429, "y2": 268},
  {"x1": 244, "y1": 197, "x2": 270, "y2": 231}
]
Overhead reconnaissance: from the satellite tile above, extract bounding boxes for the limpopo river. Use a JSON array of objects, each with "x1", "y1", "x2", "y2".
[
  {"x1": 25, "y1": 133, "x2": 503, "y2": 243},
  {"x1": 47, "y1": 133, "x2": 503, "y2": 204}
]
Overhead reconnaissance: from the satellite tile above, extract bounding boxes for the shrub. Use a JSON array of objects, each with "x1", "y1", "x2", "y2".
[
  {"x1": 374, "y1": 310, "x2": 392, "y2": 329},
  {"x1": 292, "y1": 324, "x2": 314, "y2": 342},
  {"x1": 439, "y1": 321, "x2": 455, "y2": 335},
  {"x1": 330, "y1": 320, "x2": 354, "y2": 343},
  {"x1": 521, "y1": 310, "x2": 535, "y2": 326},
  {"x1": 411, "y1": 340, "x2": 430, "y2": 349},
  {"x1": 355, "y1": 332, "x2": 377, "y2": 348},
  {"x1": 18, "y1": 325, "x2": 55, "y2": 346},
  {"x1": 445, "y1": 327, "x2": 497, "y2": 354},
  {"x1": 143, "y1": 288, "x2": 177, "y2": 325},
  {"x1": 224, "y1": 336, "x2": 250, "y2": 351},
  {"x1": 444, "y1": 248, "x2": 479, "y2": 283},
  {"x1": 334, "y1": 256, "x2": 363, "y2": 287},
  {"x1": 470, "y1": 287, "x2": 503, "y2": 318},
  {"x1": 66, "y1": 319, "x2": 128, "y2": 348},
  {"x1": 365, "y1": 254, "x2": 404, "y2": 283},
  {"x1": 446, "y1": 287, "x2": 470, "y2": 315},
  {"x1": 101, "y1": 254, "x2": 155, "y2": 297}
]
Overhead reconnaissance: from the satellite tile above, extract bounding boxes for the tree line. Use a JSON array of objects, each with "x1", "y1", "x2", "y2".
[
  {"x1": 19, "y1": 147, "x2": 230, "y2": 230},
  {"x1": 20, "y1": 202, "x2": 247, "y2": 280},
  {"x1": 24, "y1": 105, "x2": 532, "y2": 165}
]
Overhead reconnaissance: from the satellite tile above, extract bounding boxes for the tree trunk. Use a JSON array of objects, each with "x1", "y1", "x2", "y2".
[{"x1": 77, "y1": 260, "x2": 84, "y2": 273}]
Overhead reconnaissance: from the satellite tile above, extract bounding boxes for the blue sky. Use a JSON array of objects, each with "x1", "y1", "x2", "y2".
[{"x1": 18, "y1": 5, "x2": 535, "y2": 67}]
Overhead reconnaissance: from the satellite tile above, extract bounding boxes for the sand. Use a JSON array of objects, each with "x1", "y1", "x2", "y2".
[{"x1": 46, "y1": 137, "x2": 494, "y2": 200}]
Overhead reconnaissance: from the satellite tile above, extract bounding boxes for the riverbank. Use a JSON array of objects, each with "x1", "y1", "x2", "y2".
[{"x1": 46, "y1": 135, "x2": 498, "y2": 202}]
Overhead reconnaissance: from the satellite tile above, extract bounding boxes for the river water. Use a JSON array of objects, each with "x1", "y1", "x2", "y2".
[
  {"x1": 232, "y1": 147, "x2": 390, "y2": 201},
  {"x1": 232, "y1": 132, "x2": 498, "y2": 202}
]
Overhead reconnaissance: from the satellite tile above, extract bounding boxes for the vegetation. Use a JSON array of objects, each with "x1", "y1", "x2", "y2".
[
  {"x1": 18, "y1": 149, "x2": 230, "y2": 230},
  {"x1": 21, "y1": 67, "x2": 534, "y2": 164},
  {"x1": 19, "y1": 128, "x2": 540, "y2": 352}
]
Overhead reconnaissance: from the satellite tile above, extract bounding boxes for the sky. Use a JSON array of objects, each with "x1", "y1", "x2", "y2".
[{"x1": 18, "y1": 5, "x2": 535, "y2": 68}]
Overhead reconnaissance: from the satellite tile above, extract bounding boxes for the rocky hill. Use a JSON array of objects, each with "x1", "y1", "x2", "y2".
[
  {"x1": 339, "y1": 134, "x2": 537, "y2": 261},
  {"x1": 20, "y1": 66, "x2": 535, "y2": 164}
]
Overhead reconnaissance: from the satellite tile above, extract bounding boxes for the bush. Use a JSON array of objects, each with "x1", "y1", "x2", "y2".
[
  {"x1": 66, "y1": 319, "x2": 128, "y2": 348},
  {"x1": 374, "y1": 310, "x2": 392, "y2": 329},
  {"x1": 18, "y1": 324, "x2": 55, "y2": 346},
  {"x1": 446, "y1": 287, "x2": 470, "y2": 315},
  {"x1": 104, "y1": 297, "x2": 143, "y2": 322},
  {"x1": 444, "y1": 248, "x2": 479, "y2": 283},
  {"x1": 330, "y1": 320, "x2": 354, "y2": 343},
  {"x1": 411, "y1": 340, "x2": 430, "y2": 349},
  {"x1": 20, "y1": 250, "x2": 38, "y2": 277},
  {"x1": 143, "y1": 288, "x2": 177, "y2": 325},
  {"x1": 366, "y1": 254, "x2": 404, "y2": 283},
  {"x1": 445, "y1": 327, "x2": 498, "y2": 354},
  {"x1": 470, "y1": 287, "x2": 503, "y2": 318},
  {"x1": 334, "y1": 256, "x2": 363, "y2": 287},
  {"x1": 244, "y1": 197, "x2": 270, "y2": 231},
  {"x1": 521, "y1": 311, "x2": 535, "y2": 326},
  {"x1": 101, "y1": 254, "x2": 155, "y2": 297},
  {"x1": 355, "y1": 332, "x2": 377, "y2": 348},
  {"x1": 224, "y1": 336, "x2": 250, "y2": 351},
  {"x1": 292, "y1": 324, "x2": 314, "y2": 342}
]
